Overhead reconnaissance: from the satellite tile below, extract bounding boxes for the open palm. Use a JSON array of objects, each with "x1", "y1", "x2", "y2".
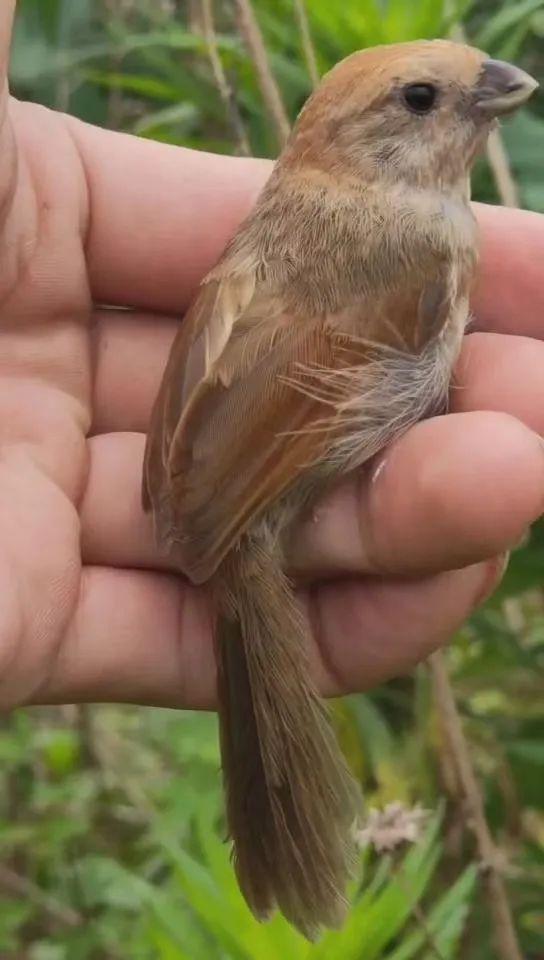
[{"x1": 2, "y1": 2, "x2": 544, "y2": 712}]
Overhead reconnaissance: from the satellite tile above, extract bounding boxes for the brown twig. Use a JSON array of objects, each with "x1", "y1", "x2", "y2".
[
  {"x1": 429, "y1": 652, "x2": 524, "y2": 960},
  {"x1": 199, "y1": 0, "x2": 251, "y2": 155},
  {"x1": 101, "y1": 0, "x2": 129, "y2": 129},
  {"x1": 293, "y1": 0, "x2": 319, "y2": 89},
  {"x1": 449, "y1": 19, "x2": 521, "y2": 208},
  {"x1": 76, "y1": 703, "x2": 105, "y2": 770},
  {"x1": 187, "y1": 0, "x2": 204, "y2": 32},
  {"x1": 486, "y1": 127, "x2": 520, "y2": 208},
  {"x1": 502, "y1": 596, "x2": 526, "y2": 634},
  {"x1": 233, "y1": 0, "x2": 290, "y2": 147},
  {"x1": 0, "y1": 864, "x2": 82, "y2": 929},
  {"x1": 434, "y1": 23, "x2": 524, "y2": 957}
]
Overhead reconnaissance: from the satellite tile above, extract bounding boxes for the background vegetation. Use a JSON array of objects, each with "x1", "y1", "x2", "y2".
[{"x1": 2, "y1": 1, "x2": 544, "y2": 958}]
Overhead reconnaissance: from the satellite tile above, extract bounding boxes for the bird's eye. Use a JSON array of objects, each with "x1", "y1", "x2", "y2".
[{"x1": 402, "y1": 83, "x2": 438, "y2": 114}]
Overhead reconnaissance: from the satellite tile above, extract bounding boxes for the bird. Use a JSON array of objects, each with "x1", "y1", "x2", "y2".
[{"x1": 142, "y1": 40, "x2": 537, "y2": 937}]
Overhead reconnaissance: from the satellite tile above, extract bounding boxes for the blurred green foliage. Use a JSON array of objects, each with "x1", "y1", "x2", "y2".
[{"x1": 2, "y1": 1, "x2": 544, "y2": 957}]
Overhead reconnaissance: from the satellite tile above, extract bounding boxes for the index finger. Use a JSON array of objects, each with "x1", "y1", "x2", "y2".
[
  {"x1": 68, "y1": 119, "x2": 544, "y2": 335},
  {"x1": 473, "y1": 202, "x2": 544, "y2": 338},
  {"x1": 68, "y1": 118, "x2": 270, "y2": 313}
]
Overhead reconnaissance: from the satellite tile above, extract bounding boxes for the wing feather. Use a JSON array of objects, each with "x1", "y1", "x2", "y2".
[
  {"x1": 142, "y1": 273, "x2": 255, "y2": 513},
  {"x1": 144, "y1": 266, "x2": 455, "y2": 583},
  {"x1": 143, "y1": 278, "x2": 368, "y2": 582}
]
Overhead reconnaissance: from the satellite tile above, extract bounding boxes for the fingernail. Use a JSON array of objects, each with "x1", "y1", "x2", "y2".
[
  {"x1": 473, "y1": 552, "x2": 510, "y2": 608},
  {"x1": 370, "y1": 456, "x2": 387, "y2": 485}
]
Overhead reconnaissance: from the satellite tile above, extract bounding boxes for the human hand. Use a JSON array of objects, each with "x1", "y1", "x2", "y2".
[{"x1": 1, "y1": 2, "x2": 543, "y2": 710}]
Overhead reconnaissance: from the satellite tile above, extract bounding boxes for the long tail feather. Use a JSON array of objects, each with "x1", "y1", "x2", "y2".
[{"x1": 215, "y1": 539, "x2": 361, "y2": 938}]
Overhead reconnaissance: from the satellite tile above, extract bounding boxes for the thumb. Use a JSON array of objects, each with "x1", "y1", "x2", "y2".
[
  {"x1": 1, "y1": 2, "x2": 15, "y2": 88},
  {"x1": 0, "y1": 1, "x2": 24, "y2": 297}
]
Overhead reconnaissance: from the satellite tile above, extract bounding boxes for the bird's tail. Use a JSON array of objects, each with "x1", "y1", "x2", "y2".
[{"x1": 215, "y1": 539, "x2": 360, "y2": 939}]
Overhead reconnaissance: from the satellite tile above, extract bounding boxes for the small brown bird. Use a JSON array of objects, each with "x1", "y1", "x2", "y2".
[{"x1": 143, "y1": 40, "x2": 536, "y2": 936}]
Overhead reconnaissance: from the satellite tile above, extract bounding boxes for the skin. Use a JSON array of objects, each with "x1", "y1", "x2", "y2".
[{"x1": 0, "y1": 3, "x2": 544, "y2": 712}]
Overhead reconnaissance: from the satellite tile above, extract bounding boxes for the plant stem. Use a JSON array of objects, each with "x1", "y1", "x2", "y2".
[
  {"x1": 0, "y1": 864, "x2": 82, "y2": 928},
  {"x1": 187, "y1": 0, "x2": 203, "y2": 32},
  {"x1": 293, "y1": 0, "x2": 319, "y2": 89},
  {"x1": 430, "y1": 652, "x2": 523, "y2": 960},
  {"x1": 233, "y1": 0, "x2": 290, "y2": 147},
  {"x1": 200, "y1": 0, "x2": 251, "y2": 155},
  {"x1": 486, "y1": 127, "x2": 520, "y2": 207},
  {"x1": 449, "y1": 20, "x2": 520, "y2": 208}
]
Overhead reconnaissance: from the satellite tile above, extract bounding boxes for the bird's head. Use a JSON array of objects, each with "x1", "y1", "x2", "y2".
[{"x1": 282, "y1": 40, "x2": 537, "y2": 191}]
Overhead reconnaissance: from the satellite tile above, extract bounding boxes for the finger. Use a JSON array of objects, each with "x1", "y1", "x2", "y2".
[
  {"x1": 91, "y1": 304, "x2": 544, "y2": 440},
  {"x1": 90, "y1": 310, "x2": 177, "y2": 435},
  {"x1": 310, "y1": 558, "x2": 505, "y2": 697},
  {"x1": 68, "y1": 123, "x2": 544, "y2": 336},
  {"x1": 80, "y1": 432, "x2": 163, "y2": 571},
  {"x1": 30, "y1": 559, "x2": 497, "y2": 709},
  {"x1": 291, "y1": 411, "x2": 544, "y2": 577},
  {"x1": 473, "y1": 203, "x2": 544, "y2": 338},
  {"x1": 0, "y1": 2, "x2": 15, "y2": 81},
  {"x1": 32, "y1": 566, "x2": 216, "y2": 709},
  {"x1": 0, "y1": 5, "x2": 20, "y2": 284},
  {"x1": 453, "y1": 331, "x2": 544, "y2": 434},
  {"x1": 67, "y1": 119, "x2": 270, "y2": 314},
  {"x1": 81, "y1": 409, "x2": 543, "y2": 580}
]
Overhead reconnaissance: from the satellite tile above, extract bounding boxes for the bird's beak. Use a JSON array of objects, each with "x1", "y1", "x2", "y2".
[{"x1": 474, "y1": 59, "x2": 538, "y2": 116}]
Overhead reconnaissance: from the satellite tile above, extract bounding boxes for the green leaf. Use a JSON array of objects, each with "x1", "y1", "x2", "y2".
[
  {"x1": 38, "y1": 729, "x2": 81, "y2": 776},
  {"x1": 382, "y1": 0, "x2": 447, "y2": 41},
  {"x1": 475, "y1": 0, "x2": 544, "y2": 49},
  {"x1": 76, "y1": 855, "x2": 193, "y2": 951},
  {"x1": 501, "y1": 111, "x2": 544, "y2": 213},
  {"x1": 146, "y1": 926, "x2": 193, "y2": 960},
  {"x1": 28, "y1": 945, "x2": 67, "y2": 960},
  {"x1": 11, "y1": 30, "x2": 237, "y2": 84},
  {"x1": 133, "y1": 103, "x2": 199, "y2": 136},
  {"x1": 313, "y1": 815, "x2": 443, "y2": 960},
  {"x1": 0, "y1": 897, "x2": 34, "y2": 951},
  {"x1": 83, "y1": 70, "x2": 187, "y2": 102},
  {"x1": 347, "y1": 696, "x2": 397, "y2": 768},
  {"x1": 195, "y1": 816, "x2": 307, "y2": 959},
  {"x1": 508, "y1": 740, "x2": 544, "y2": 765},
  {"x1": 384, "y1": 865, "x2": 477, "y2": 960},
  {"x1": 153, "y1": 830, "x2": 251, "y2": 960}
]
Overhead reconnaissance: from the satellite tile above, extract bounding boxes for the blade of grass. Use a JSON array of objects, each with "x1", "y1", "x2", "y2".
[
  {"x1": 293, "y1": 0, "x2": 320, "y2": 88},
  {"x1": 384, "y1": 865, "x2": 478, "y2": 960},
  {"x1": 475, "y1": 0, "x2": 544, "y2": 49},
  {"x1": 313, "y1": 815, "x2": 443, "y2": 960}
]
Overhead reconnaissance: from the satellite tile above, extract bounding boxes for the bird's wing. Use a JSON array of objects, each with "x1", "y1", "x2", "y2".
[
  {"x1": 143, "y1": 268, "x2": 453, "y2": 584},
  {"x1": 142, "y1": 273, "x2": 255, "y2": 511}
]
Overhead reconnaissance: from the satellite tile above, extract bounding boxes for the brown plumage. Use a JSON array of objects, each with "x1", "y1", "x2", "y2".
[{"x1": 143, "y1": 41, "x2": 536, "y2": 937}]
